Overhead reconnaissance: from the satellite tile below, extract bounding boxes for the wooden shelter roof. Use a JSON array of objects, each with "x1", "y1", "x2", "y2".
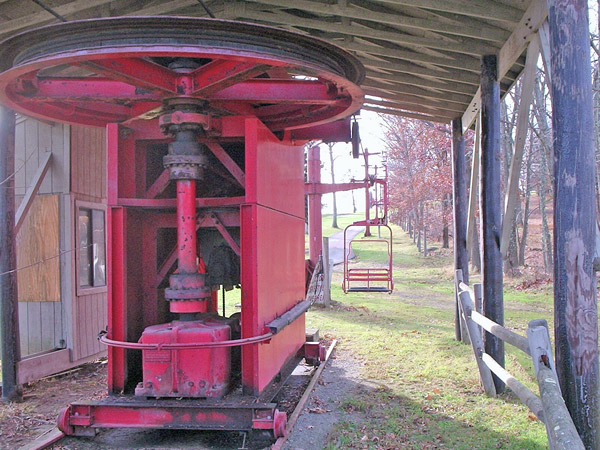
[{"x1": 0, "y1": 0, "x2": 547, "y2": 130}]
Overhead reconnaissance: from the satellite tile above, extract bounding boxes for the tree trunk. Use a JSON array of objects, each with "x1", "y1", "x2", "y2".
[
  {"x1": 518, "y1": 140, "x2": 533, "y2": 266},
  {"x1": 442, "y1": 194, "x2": 450, "y2": 248},
  {"x1": 501, "y1": 93, "x2": 520, "y2": 274},
  {"x1": 471, "y1": 218, "x2": 482, "y2": 272},
  {"x1": 328, "y1": 143, "x2": 339, "y2": 229},
  {"x1": 422, "y1": 202, "x2": 428, "y2": 256}
]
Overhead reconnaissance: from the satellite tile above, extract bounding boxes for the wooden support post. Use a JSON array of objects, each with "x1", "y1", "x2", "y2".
[
  {"x1": 454, "y1": 270, "x2": 469, "y2": 344},
  {"x1": 307, "y1": 145, "x2": 322, "y2": 268},
  {"x1": 457, "y1": 291, "x2": 496, "y2": 397},
  {"x1": 466, "y1": 117, "x2": 480, "y2": 271},
  {"x1": 500, "y1": 38, "x2": 539, "y2": 258},
  {"x1": 473, "y1": 283, "x2": 483, "y2": 336},
  {"x1": 363, "y1": 148, "x2": 371, "y2": 237},
  {"x1": 537, "y1": 22, "x2": 552, "y2": 84},
  {"x1": 322, "y1": 236, "x2": 331, "y2": 306},
  {"x1": 480, "y1": 54, "x2": 504, "y2": 394},
  {"x1": 452, "y1": 118, "x2": 468, "y2": 342},
  {"x1": 0, "y1": 106, "x2": 22, "y2": 402},
  {"x1": 547, "y1": 1, "x2": 599, "y2": 447}
]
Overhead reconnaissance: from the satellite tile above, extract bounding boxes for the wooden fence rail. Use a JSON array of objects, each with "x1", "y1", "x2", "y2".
[{"x1": 455, "y1": 270, "x2": 584, "y2": 450}]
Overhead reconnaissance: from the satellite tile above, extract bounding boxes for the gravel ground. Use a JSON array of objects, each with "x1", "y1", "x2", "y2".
[{"x1": 283, "y1": 349, "x2": 363, "y2": 450}]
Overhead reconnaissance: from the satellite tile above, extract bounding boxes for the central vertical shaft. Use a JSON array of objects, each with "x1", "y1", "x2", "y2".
[
  {"x1": 160, "y1": 98, "x2": 211, "y2": 315},
  {"x1": 177, "y1": 179, "x2": 198, "y2": 275}
]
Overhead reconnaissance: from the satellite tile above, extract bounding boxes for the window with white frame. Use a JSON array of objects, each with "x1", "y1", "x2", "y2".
[{"x1": 77, "y1": 206, "x2": 106, "y2": 289}]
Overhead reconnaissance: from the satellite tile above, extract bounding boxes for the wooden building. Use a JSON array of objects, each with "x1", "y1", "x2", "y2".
[{"x1": 14, "y1": 118, "x2": 107, "y2": 384}]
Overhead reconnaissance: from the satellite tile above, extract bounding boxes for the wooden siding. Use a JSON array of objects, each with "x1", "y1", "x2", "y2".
[
  {"x1": 13, "y1": 116, "x2": 69, "y2": 358},
  {"x1": 14, "y1": 116, "x2": 69, "y2": 196},
  {"x1": 72, "y1": 292, "x2": 107, "y2": 361},
  {"x1": 70, "y1": 125, "x2": 108, "y2": 361},
  {"x1": 71, "y1": 125, "x2": 106, "y2": 201},
  {"x1": 16, "y1": 194, "x2": 60, "y2": 302},
  {"x1": 18, "y1": 301, "x2": 63, "y2": 357}
]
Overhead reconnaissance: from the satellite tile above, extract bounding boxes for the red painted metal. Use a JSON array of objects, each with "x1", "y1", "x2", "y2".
[
  {"x1": 176, "y1": 181, "x2": 198, "y2": 275},
  {"x1": 205, "y1": 142, "x2": 245, "y2": 188},
  {"x1": 0, "y1": 18, "x2": 363, "y2": 130},
  {"x1": 241, "y1": 119, "x2": 306, "y2": 395},
  {"x1": 58, "y1": 400, "x2": 287, "y2": 436},
  {"x1": 0, "y1": 17, "x2": 364, "y2": 438},
  {"x1": 305, "y1": 180, "x2": 368, "y2": 195},
  {"x1": 342, "y1": 224, "x2": 394, "y2": 294},
  {"x1": 116, "y1": 197, "x2": 245, "y2": 208},
  {"x1": 100, "y1": 332, "x2": 273, "y2": 350},
  {"x1": 134, "y1": 318, "x2": 231, "y2": 398}
]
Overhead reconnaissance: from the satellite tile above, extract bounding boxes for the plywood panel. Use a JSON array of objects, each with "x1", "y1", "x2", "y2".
[{"x1": 16, "y1": 194, "x2": 60, "y2": 302}]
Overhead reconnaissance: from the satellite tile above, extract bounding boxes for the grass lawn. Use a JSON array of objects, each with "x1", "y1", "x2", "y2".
[{"x1": 307, "y1": 221, "x2": 550, "y2": 449}]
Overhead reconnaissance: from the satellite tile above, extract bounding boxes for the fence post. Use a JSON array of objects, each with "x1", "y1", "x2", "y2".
[
  {"x1": 473, "y1": 283, "x2": 483, "y2": 336},
  {"x1": 528, "y1": 320, "x2": 585, "y2": 450},
  {"x1": 454, "y1": 270, "x2": 469, "y2": 344},
  {"x1": 458, "y1": 290, "x2": 496, "y2": 397}
]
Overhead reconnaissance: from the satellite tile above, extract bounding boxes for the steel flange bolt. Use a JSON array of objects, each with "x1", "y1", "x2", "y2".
[{"x1": 160, "y1": 99, "x2": 211, "y2": 181}]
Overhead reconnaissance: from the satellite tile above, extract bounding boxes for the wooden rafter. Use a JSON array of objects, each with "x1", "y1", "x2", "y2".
[
  {"x1": 244, "y1": 0, "x2": 510, "y2": 42},
  {"x1": 0, "y1": 0, "x2": 537, "y2": 125}
]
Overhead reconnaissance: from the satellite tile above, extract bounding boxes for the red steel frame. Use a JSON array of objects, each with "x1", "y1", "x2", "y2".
[
  {"x1": 78, "y1": 115, "x2": 308, "y2": 435},
  {"x1": 0, "y1": 18, "x2": 365, "y2": 437},
  {"x1": 342, "y1": 224, "x2": 394, "y2": 294}
]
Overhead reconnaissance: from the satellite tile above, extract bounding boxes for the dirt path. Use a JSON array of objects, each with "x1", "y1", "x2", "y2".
[
  {"x1": 327, "y1": 226, "x2": 364, "y2": 265},
  {"x1": 283, "y1": 349, "x2": 363, "y2": 450}
]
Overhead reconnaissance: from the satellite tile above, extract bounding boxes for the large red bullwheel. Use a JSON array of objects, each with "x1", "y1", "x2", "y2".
[
  {"x1": 0, "y1": 17, "x2": 363, "y2": 130},
  {"x1": 0, "y1": 17, "x2": 365, "y2": 439}
]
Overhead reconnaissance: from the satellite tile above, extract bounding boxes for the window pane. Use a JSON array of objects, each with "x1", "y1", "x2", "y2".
[
  {"x1": 78, "y1": 209, "x2": 92, "y2": 287},
  {"x1": 92, "y1": 209, "x2": 106, "y2": 287}
]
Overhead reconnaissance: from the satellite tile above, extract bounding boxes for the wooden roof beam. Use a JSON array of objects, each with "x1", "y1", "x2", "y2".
[
  {"x1": 344, "y1": 40, "x2": 481, "y2": 73},
  {"x1": 462, "y1": 0, "x2": 547, "y2": 131},
  {"x1": 363, "y1": 89, "x2": 465, "y2": 115},
  {"x1": 364, "y1": 97, "x2": 457, "y2": 119},
  {"x1": 361, "y1": 58, "x2": 480, "y2": 85},
  {"x1": 0, "y1": 0, "x2": 116, "y2": 37},
  {"x1": 363, "y1": 78, "x2": 472, "y2": 105},
  {"x1": 225, "y1": 3, "x2": 499, "y2": 57},
  {"x1": 245, "y1": 0, "x2": 509, "y2": 42},
  {"x1": 362, "y1": 104, "x2": 450, "y2": 124},
  {"x1": 365, "y1": 69, "x2": 476, "y2": 95},
  {"x1": 124, "y1": 0, "x2": 198, "y2": 16},
  {"x1": 371, "y1": 0, "x2": 524, "y2": 23}
]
